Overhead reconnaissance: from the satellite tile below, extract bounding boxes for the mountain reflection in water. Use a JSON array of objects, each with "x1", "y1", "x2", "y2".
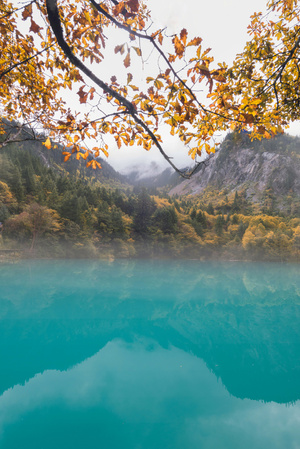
[{"x1": 0, "y1": 260, "x2": 299, "y2": 449}]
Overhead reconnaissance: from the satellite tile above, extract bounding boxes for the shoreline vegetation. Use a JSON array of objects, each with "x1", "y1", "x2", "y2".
[{"x1": 0, "y1": 214, "x2": 300, "y2": 263}]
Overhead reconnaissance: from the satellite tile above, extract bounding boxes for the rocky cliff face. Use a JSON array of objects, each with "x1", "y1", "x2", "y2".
[{"x1": 169, "y1": 133, "x2": 300, "y2": 211}]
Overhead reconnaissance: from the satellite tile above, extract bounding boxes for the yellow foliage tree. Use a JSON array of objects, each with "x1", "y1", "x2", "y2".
[
  {"x1": 0, "y1": 181, "x2": 14, "y2": 204},
  {"x1": 0, "y1": 0, "x2": 299, "y2": 176}
]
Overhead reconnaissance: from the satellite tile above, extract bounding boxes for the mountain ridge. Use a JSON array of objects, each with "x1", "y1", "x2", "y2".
[{"x1": 169, "y1": 133, "x2": 300, "y2": 214}]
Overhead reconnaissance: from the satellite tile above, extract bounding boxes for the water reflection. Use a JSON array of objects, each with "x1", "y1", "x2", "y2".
[
  {"x1": 1, "y1": 339, "x2": 300, "y2": 449},
  {"x1": 0, "y1": 260, "x2": 299, "y2": 448}
]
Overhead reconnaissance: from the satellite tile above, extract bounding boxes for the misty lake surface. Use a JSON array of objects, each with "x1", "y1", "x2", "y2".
[{"x1": 0, "y1": 260, "x2": 299, "y2": 449}]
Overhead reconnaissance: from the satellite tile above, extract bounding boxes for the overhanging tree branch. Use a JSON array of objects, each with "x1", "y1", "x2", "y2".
[{"x1": 45, "y1": 0, "x2": 196, "y2": 178}]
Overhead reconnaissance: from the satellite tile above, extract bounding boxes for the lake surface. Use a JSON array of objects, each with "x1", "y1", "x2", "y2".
[{"x1": 0, "y1": 259, "x2": 299, "y2": 449}]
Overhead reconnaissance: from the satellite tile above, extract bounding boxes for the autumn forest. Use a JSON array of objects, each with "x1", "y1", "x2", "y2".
[{"x1": 0, "y1": 128, "x2": 299, "y2": 262}]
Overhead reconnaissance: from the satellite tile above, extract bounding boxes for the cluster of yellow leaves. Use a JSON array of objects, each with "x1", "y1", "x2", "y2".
[{"x1": 0, "y1": 0, "x2": 298, "y2": 171}]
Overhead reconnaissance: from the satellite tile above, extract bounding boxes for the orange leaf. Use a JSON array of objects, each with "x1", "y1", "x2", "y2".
[
  {"x1": 82, "y1": 150, "x2": 90, "y2": 160},
  {"x1": 62, "y1": 153, "x2": 72, "y2": 162},
  {"x1": 44, "y1": 137, "x2": 51, "y2": 150},
  {"x1": 127, "y1": 0, "x2": 139, "y2": 12},
  {"x1": 89, "y1": 87, "x2": 96, "y2": 100},
  {"x1": 199, "y1": 64, "x2": 210, "y2": 77},
  {"x1": 243, "y1": 113, "x2": 255, "y2": 124},
  {"x1": 101, "y1": 148, "x2": 109, "y2": 158},
  {"x1": 113, "y1": 1, "x2": 125, "y2": 16},
  {"x1": 257, "y1": 125, "x2": 266, "y2": 134},
  {"x1": 211, "y1": 71, "x2": 226, "y2": 83},
  {"x1": 180, "y1": 28, "x2": 188, "y2": 45},
  {"x1": 187, "y1": 37, "x2": 203, "y2": 47},
  {"x1": 116, "y1": 136, "x2": 121, "y2": 149},
  {"x1": 30, "y1": 19, "x2": 42, "y2": 34},
  {"x1": 154, "y1": 79, "x2": 163, "y2": 89},
  {"x1": 77, "y1": 86, "x2": 88, "y2": 104},
  {"x1": 91, "y1": 122, "x2": 97, "y2": 131},
  {"x1": 124, "y1": 51, "x2": 131, "y2": 68},
  {"x1": 133, "y1": 46, "x2": 142, "y2": 56},
  {"x1": 22, "y1": 4, "x2": 32, "y2": 20},
  {"x1": 173, "y1": 36, "x2": 185, "y2": 57},
  {"x1": 114, "y1": 44, "x2": 125, "y2": 54}
]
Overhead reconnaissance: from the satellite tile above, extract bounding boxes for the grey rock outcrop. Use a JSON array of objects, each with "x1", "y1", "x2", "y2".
[{"x1": 169, "y1": 133, "x2": 300, "y2": 212}]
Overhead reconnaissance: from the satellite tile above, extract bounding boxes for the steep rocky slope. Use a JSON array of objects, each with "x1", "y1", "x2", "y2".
[{"x1": 170, "y1": 133, "x2": 300, "y2": 212}]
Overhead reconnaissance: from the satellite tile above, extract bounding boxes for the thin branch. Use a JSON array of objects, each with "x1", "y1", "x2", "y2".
[
  {"x1": 0, "y1": 0, "x2": 36, "y2": 20},
  {"x1": 0, "y1": 45, "x2": 53, "y2": 80}
]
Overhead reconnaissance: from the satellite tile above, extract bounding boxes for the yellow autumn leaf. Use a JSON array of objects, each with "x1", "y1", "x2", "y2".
[{"x1": 44, "y1": 137, "x2": 51, "y2": 150}]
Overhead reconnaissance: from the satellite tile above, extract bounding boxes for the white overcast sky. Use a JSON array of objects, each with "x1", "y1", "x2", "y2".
[{"x1": 81, "y1": 0, "x2": 300, "y2": 174}]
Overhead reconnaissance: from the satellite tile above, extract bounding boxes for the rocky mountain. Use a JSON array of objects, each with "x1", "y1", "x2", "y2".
[{"x1": 169, "y1": 132, "x2": 300, "y2": 213}]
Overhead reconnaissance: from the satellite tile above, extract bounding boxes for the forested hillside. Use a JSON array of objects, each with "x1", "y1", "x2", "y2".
[{"x1": 0, "y1": 133, "x2": 299, "y2": 261}]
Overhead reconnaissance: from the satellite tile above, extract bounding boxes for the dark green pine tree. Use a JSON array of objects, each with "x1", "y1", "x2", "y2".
[
  {"x1": 60, "y1": 193, "x2": 80, "y2": 223},
  {"x1": 0, "y1": 204, "x2": 10, "y2": 222},
  {"x1": 232, "y1": 191, "x2": 241, "y2": 213},
  {"x1": 110, "y1": 206, "x2": 125, "y2": 238},
  {"x1": 207, "y1": 202, "x2": 215, "y2": 215},
  {"x1": 196, "y1": 210, "x2": 207, "y2": 228},
  {"x1": 215, "y1": 214, "x2": 225, "y2": 235},
  {"x1": 23, "y1": 166, "x2": 36, "y2": 195},
  {"x1": 10, "y1": 166, "x2": 25, "y2": 202},
  {"x1": 133, "y1": 188, "x2": 156, "y2": 235},
  {"x1": 190, "y1": 208, "x2": 197, "y2": 220},
  {"x1": 153, "y1": 206, "x2": 178, "y2": 234}
]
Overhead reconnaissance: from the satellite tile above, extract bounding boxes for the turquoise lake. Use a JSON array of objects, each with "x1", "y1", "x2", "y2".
[{"x1": 0, "y1": 260, "x2": 299, "y2": 448}]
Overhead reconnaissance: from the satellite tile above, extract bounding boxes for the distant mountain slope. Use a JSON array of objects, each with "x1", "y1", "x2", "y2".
[
  {"x1": 125, "y1": 165, "x2": 183, "y2": 189},
  {"x1": 170, "y1": 133, "x2": 300, "y2": 213},
  {"x1": 0, "y1": 119, "x2": 128, "y2": 186}
]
